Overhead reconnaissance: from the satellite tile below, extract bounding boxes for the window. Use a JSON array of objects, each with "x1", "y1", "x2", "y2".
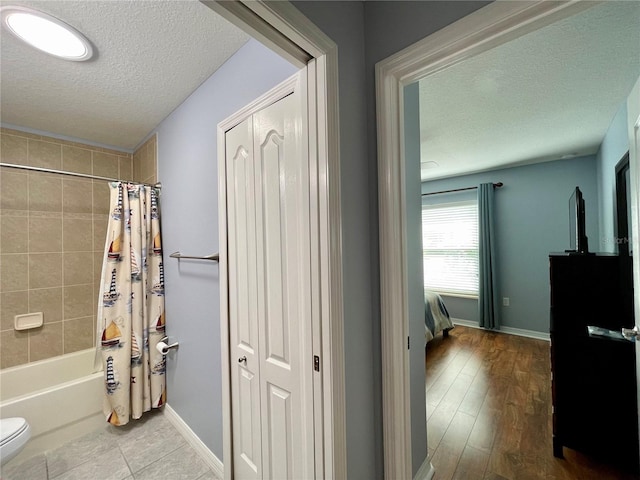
[{"x1": 422, "y1": 200, "x2": 478, "y2": 296}]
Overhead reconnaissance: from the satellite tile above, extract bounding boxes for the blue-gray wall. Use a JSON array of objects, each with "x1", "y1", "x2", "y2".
[
  {"x1": 421, "y1": 156, "x2": 599, "y2": 333},
  {"x1": 404, "y1": 83, "x2": 427, "y2": 474},
  {"x1": 293, "y1": 2, "x2": 492, "y2": 477},
  {"x1": 289, "y1": 3, "x2": 376, "y2": 478},
  {"x1": 155, "y1": 39, "x2": 297, "y2": 460},
  {"x1": 596, "y1": 102, "x2": 629, "y2": 253}
]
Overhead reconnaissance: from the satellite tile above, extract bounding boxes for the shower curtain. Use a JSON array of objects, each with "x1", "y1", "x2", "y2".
[{"x1": 96, "y1": 182, "x2": 166, "y2": 426}]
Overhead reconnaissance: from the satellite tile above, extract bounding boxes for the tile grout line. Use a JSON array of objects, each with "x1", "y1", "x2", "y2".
[
  {"x1": 117, "y1": 444, "x2": 135, "y2": 479},
  {"x1": 26, "y1": 149, "x2": 31, "y2": 363}
]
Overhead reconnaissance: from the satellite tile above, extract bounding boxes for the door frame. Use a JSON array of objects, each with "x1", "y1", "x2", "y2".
[
  {"x1": 627, "y1": 77, "x2": 640, "y2": 462},
  {"x1": 615, "y1": 152, "x2": 631, "y2": 257},
  {"x1": 375, "y1": 1, "x2": 606, "y2": 478},
  {"x1": 220, "y1": 71, "x2": 317, "y2": 479},
  {"x1": 208, "y1": 2, "x2": 346, "y2": 479}
]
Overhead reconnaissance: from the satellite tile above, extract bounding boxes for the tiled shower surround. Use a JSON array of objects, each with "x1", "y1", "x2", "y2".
[{"x1": 0, "y1": 127, "x2": 157, "y2": 369}]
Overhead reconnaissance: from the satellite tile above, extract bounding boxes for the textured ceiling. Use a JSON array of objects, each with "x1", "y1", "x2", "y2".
[
  {"x1": 419, "y1": 1, "x2": 640, "y2": 181},
  {"x1": 0, "y1": 0, "x2": 250, "y2": 150}
]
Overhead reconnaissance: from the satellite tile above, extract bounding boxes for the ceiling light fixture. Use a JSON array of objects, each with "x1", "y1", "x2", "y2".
[{"x1": 0, "y1": 6, "x2": 93, "y2": 61}]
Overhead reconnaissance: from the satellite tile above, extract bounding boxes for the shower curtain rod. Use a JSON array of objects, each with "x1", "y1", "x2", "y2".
[
  {"x1": 422, "y1": 182, "x2": 503, "y2": 197},
  {"x1": 0, "y1": 162, "x2": 161, "y2": 189}
]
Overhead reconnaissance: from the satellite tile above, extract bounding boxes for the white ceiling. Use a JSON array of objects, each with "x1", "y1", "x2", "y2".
[
  {"x1": 419, "y1": 1, "x2": 640, "y2": 181},
  {"x1": 3, "y1": 2, "x2": 638, "y2": 161},
  {"x1": 0, "y1": 0, "x2": 250, "y2": 150}
]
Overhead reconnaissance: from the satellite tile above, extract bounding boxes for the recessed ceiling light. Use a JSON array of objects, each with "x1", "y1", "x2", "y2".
[{"x1": 0, "y1": 6, "x2": 93, "y2": 61}]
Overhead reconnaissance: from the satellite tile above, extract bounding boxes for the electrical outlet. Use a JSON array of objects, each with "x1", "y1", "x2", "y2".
[{"x1": 503, "y1": 297, "x2": 510, "y2": 307}]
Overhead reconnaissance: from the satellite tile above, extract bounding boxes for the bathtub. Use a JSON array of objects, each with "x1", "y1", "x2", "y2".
[{"x1": 0, "y1": 348, "x2": 105, "y2": 460}]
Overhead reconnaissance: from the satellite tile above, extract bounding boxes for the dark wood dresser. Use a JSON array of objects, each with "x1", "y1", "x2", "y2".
[{"x1": 549, "y1": 253, "x2": 638, "y2": 472}]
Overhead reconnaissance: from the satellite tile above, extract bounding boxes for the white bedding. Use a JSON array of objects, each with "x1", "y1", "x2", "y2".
[{"x1": 424, "y1": 290, "x2": 454, "y2": 343}]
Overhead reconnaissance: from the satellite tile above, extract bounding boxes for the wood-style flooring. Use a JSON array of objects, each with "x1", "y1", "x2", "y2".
[{"x1": 425, "y1": 325, "x2": 639, "y2": 480}]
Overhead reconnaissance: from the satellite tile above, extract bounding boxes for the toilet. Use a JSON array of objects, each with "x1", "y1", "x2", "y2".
[{"x1": 0, "y1": 418, "x2": 31, "y2": 465}]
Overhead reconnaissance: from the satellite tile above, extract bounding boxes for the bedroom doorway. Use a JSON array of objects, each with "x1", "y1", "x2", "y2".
[{"x1": 378, "y1": 1, "x2": 640, "y2": 478}]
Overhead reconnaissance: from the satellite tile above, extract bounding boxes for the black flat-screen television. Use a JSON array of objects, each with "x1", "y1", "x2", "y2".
[{"x1": 565, "y1": 186, "x2": 592, "y2": 255}]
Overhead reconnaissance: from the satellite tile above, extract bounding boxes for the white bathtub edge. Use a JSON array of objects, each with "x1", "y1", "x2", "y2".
[
  {"x1": 0, "y1": 350, "x2": 107, "y2": 465},
  {"x1": 5, "y1": 412, "x2": 107, "y2": 465},
  {"x1": 0, "y1": 372, "x2": 104, "y2": 438},
  {"x1": 0, "y1": 349, "x2": 100, "y2": 402},
  {"x1": 164, "y1": 404, "x2": 224, "y2": 478},
  {"x1": 0, "y1": 372, "x2": 104, "y2": 408}
]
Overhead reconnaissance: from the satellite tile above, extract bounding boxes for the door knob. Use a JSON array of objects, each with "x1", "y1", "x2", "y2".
[
  {"x1": 622, "y1": 326, "x2": 640, "y2": 341},
  {"x1": 238, "y1": 356, "x2": 247, "y2": 364}
]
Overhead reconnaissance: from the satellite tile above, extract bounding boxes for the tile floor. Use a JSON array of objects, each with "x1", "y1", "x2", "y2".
[{"x1": 1, "y1": 411, "x2": 221, "y2": 480}]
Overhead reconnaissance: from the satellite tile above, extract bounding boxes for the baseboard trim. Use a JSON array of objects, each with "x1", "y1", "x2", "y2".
[
  {"x1": 451, "y1": 318, "x2": 550, "y2": 341},
  {"x1": 164, "y1": 404, "x2": 224, "y2": 478},
  {"x1": 414, "y1": 458, "x2": 435, "y2": 480}
]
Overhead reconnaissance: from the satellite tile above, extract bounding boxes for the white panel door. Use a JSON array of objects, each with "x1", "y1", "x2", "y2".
[
  {"x1": 226, "y1": 117, "x2": 263, "y2": 480},
  {"x1": 226, "y1": 77, "x2": 314, "y2": 480}
]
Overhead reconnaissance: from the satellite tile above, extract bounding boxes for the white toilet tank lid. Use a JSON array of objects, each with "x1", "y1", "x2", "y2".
[{"x1": 0, "y1": 418, "x2": 29, "y2": 445}]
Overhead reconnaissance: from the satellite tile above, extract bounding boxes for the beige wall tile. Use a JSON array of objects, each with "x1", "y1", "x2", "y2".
[
  {"x1": 63, "y1": 217, "x2": 92, "y2": 252},
  {"x1": 149, "y1": 135, "x2": 157, "y2": 166},
  {"x1": 0, "y1": 329, "x2": 29, "y2": 368},
  {"x1": 63, "y1": 251, "x2": 93, "y2": 286},
  {"x1": 133, "y1": 135, "x2": 157, "y2": 184},
  {"x1": 62, "y1": 146, "x2": 92, "y2": 175},
  {"x1": 60, "y1": 139, "x2": 91, "y2": 150},
  {"x1": 93, "y1": 215, "x2": 108, "y2": 252},
  {"x1": 93, "y1": 152, "x2": 119, "y2": 178},
  {"x1": 1, "y1": 134, "x2": 28, "y2": 165},
  {"x1": 1, "y1": 254, "x2": 28, "y2": 292},
  {"x1": 92, "y1": 181, "x2": 110, "y2": 215},
  {"x1": 1, "y1": 215, "x2": 28, "y2": 253},
  {"x1": 63, "y1": 284, "x2": 94, "y2": 320},
  {"x1": 63, "y1": 316, "x2": 94, "y2": 354},
  {"x1": 1, "y1": 171, "x2": 28, "y2": 210},
  {"x1": 92, "y1": 284, "x2": 99, "y2": 315},
  {"x1": 0, "y1": 128, "x2": 41, "y2": 140},
  {"x1": 98, "y1": 146, "x2": 128, "y2": 156},
  {"x1": 29, "y1": 174, "x2": 62, "y2": 212},
  {"x1": 29, "y1": 287, "x2": 63, "y2": 324},
  {"x1": 29, "y1": 216, "x2": 62, "y2": 253},
  {"x1": 29, "y1": 322, "x2": 63, "y2": 362},
  {"x1": 1, "y1": 291, "x2": 28, "y2": 331},
  {"x1": 63, "y1": 178, "x2": 92, "y2": 214},
  {"x1": 28, "y1": 140, "x2": 62, "y2": 170},
  {"x1": 133, "y1": 149, "x2": 142, "y2": 183},
  {"x1": 119, "y1": 156, "x2": 133, "y2": 181},
  {"x1": 138, "y1": 144, "x2": 150, "y2": 181},
  {"x1": 141, "y1": 149, "x2": 154, "y2": 183},
  {"x1": 29, "y1": 253, "x2": 62, "y2": 289},
  {"x1": 94, "y1": 252, "x2": 104, "y2": 286},
  {"x1": 0, "y1": 132, "x2": 134, "y2": 368}
]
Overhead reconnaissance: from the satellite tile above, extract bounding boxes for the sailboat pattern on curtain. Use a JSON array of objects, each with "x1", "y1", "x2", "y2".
[{"x1": 97, "y1": 183, "x2": 166, "y2": 426}]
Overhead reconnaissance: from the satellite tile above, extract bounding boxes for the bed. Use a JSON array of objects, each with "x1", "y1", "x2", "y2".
[{"x1": 425, "y1": 290, "x2": 454, "y2": 343}]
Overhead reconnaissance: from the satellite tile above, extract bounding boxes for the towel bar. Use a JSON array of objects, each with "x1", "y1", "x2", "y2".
[{"x1": 169, "y1": 251, "x2": 219, "y2": 262}]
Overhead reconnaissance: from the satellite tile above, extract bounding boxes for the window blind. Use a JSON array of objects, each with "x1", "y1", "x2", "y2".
[{"x1": 422, "y1": 200, "x2": 478, "y2": 295}]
